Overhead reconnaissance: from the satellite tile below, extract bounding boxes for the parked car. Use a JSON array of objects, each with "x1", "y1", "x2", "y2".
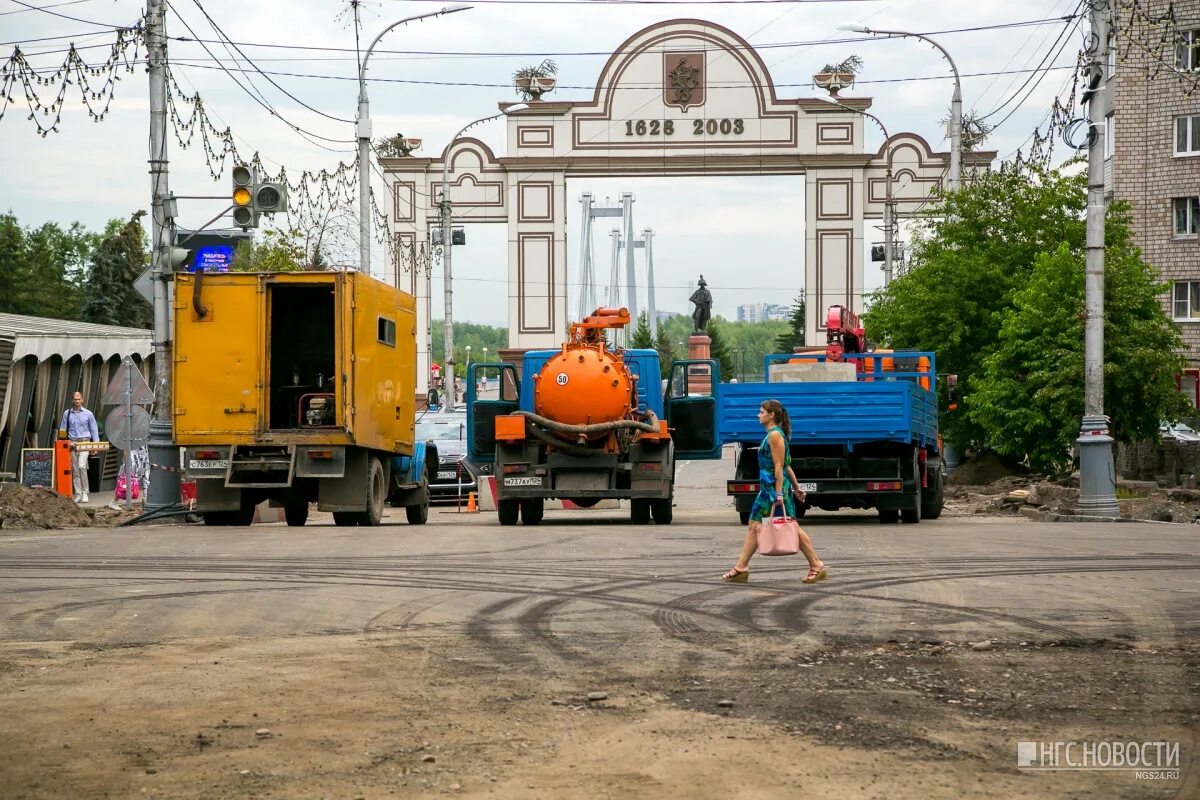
[{"x1": 417, "y1": 411, "x2": 477, "y2": 501}]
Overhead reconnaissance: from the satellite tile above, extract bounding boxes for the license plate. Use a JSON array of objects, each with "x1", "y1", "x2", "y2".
[
  {"x1": 503, "y1": 476, "x2": 543, "y2": 487},
  {"x1": 798, "y1": 482, "x2": 818, "y2": 492},
  {"x1": 188, "y1": 459, "x2": 228, "y2": 470},
  {"x1": 437, "y1": 471, "x2": 457, "y2": 480}
]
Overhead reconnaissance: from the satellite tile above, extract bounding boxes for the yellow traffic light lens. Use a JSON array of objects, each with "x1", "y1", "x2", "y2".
[{"x1": 233, "y1": 187, "x2": 252, "y2": 206}]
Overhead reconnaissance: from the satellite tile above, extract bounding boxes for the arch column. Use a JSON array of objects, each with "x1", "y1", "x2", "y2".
[{"x1": 508, "y1": 171, "x2": 568, "y2": 349}]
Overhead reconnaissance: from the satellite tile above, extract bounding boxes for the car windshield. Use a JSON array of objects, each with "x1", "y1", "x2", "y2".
[{"x1": 417, "y1": 418, "x2": 465, "y2": 441}]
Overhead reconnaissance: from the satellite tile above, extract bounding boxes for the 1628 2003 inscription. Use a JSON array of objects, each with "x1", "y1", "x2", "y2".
[{"x1": 623, "y1": 118, "x2": 745, "y2": 136}]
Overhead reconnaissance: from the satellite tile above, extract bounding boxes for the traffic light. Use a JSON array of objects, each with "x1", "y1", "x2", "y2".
[
  {"x1": 231, "y1": 163, "x2": 258, "y2": 229},
  {"x1": 253, "y1": 181, "x2": 288, "y2": 215}
]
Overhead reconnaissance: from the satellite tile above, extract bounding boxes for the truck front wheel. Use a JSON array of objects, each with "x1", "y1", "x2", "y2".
[
  {"x1": 901, "y1": 484, "x2": 923, "y2": 524},
  {"x1": 497, "y1": 499, "x2": 519, "y2": 526}
]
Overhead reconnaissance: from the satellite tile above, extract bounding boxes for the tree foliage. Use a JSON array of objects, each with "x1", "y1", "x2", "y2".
[
  {"x1": 863, "y1": 164, "x2": 1190, "y2": 468},
  {"x1": 629, "y1": 311, "x2": 654, "y2": 348},
  {"x1": 774, "y1": 295, "x2": 806, "y2": 353},
  {"x1": 0, "y1": 212, "x2": 95, "y2": 320},
  {"x1": 230, "y1": 229, "x2": 306, "y2": 272},
  {"x1": 705, "y1": 317, "x2": 736, "y2": 382},
  {"x1": 82, "y1": 213, "x2": 151, "y2": 328}
]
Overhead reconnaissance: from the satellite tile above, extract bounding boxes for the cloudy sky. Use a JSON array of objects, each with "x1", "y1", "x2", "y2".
[{"x1": 2, "y1": 0, "x2": 1084, "y2": 325}]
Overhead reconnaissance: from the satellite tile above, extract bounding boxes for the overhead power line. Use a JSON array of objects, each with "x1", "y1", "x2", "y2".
[{"x1": 7, "y1": 0, "x2": 126, "y2": 27}]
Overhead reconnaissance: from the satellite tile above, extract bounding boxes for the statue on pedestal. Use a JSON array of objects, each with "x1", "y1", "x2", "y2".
[{"x1": 689, "y1": 275, "x2": 712, "y2": 333}]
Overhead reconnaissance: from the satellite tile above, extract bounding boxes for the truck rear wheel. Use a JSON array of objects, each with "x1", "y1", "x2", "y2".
[
  {"x1": 284, "y1": 501, "x2": 309, "y2": 527},
  {"x1": 651, "y1": 498, "x2": 673, "y2": 524},
  {"x1": 355, "y1": 456, "x2": 386, "y2": 526},
  {"x1": 738, "y1": 510, "x2": 750, "y2": 526},
  {"x1": 497, "y1": 499, "x2": 519, "y2": 526},
  {"x1": 203, "y1": 512, "x2": 232, "y2": 526},
  {"x1": 879, "y1": 508, "x2": 899, "y2": 524},
  {"x1": 333, "y1": 512, "x2": 359, "y2": 527},
  {"x1": 405, "y1": 502, "x2": 429, "y2": 525},
  {"x1": 521, "y1": 499, "x2": 544, "y2": 526},
  {"x1": 901, "y1": 484, "x2": 922, "y2": 524},
  {"x1": 630, "y1": 499, "x2": 651, "y2": 525},
  {"x1": 921, "y1": 468, "x2": 945, "y2": 520}
]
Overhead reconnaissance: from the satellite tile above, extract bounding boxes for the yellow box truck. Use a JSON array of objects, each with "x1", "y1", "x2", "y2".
[{"x1": 173, "y1": 270, "x2": 433, "y2": 526}]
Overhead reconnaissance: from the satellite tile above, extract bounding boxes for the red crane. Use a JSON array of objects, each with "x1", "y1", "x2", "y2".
[{"x1": 825, "y1": 304, "x2": 868, "y2": 364}]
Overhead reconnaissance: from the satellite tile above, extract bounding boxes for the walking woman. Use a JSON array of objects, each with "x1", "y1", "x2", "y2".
[{"x1": 722, "y1": 399, "x2": 827, "y2": 584}]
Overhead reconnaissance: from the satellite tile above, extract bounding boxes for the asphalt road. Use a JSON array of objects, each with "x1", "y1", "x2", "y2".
[{"x1": 1, "y1": 457, "x2": 1197, "y2": 799}]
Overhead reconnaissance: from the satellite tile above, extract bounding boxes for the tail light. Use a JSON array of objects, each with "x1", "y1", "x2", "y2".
[
  {"x1": 726, "y1": 482, "x2": 757, "y2": 494},
  {"x1": 502, "y1": 464, "x2": 529, "y2": 474},
  {"x1": 194, "y1": 450, "x2": 221, "y2": 459},
  {"x1": 866, "y1": 481, "x2": 902, "y2": 491},
  {"x1": 306, "y1": 450, "x2": 334, "y2": 460}
]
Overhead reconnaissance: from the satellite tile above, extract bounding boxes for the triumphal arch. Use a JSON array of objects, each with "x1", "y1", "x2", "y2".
[{"x1": 380, "y1": 19, "x2": 992, "y2": 388}]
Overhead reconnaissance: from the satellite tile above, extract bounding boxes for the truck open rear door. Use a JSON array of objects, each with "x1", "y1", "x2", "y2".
[
  {"x1": 466, "y1": 362, "x2": 520, "y2": 467},
  {"x1": 663, "y1": 359, "x2": 721, "y2": 460}
]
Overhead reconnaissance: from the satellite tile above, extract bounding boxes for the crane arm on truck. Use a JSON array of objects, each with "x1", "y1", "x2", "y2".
[{"x1": 825, "y1": 304, "x2": 869, "y2": 363}]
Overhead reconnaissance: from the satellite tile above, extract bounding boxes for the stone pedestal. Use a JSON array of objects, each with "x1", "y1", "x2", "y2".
[{"x1": 687, "y1": 334, "x2": 713, "y2": 394}]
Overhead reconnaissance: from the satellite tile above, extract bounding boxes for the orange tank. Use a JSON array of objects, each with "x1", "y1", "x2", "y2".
[{"x1": 533, "y1": 343, "x2": 635, "y2": 429}]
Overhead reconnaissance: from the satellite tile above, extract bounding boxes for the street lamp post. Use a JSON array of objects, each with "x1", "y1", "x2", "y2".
[
  {"x1": 813, "y1": 95, "x2": 896, "y2": 284},
  {"x1": 440, "y1": 104, "x2": 528, "y2": 412},
  {"x1": 465, "y1": 345, "x2": 471, "y2": 368},
  {"x1": 357, "y1": 5, "x2": 471, "y2": 278},
  {"x1": 839, "y1": 24, "x2": 961, "y2": 191}
]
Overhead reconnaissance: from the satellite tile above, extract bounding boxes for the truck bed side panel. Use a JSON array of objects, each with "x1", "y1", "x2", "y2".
[{"x1": 717, "y1": 382, "x2": 937, "y2": 449}]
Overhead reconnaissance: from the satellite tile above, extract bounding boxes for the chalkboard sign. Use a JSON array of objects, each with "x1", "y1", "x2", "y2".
[{"x1": 21, "y1": 448, "x2": 54, "y2": 489}]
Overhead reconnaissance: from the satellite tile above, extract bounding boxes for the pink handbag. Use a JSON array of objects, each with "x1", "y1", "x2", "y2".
[{"x1": 757, "y1": 504, "x2": 801, "y2": 556}]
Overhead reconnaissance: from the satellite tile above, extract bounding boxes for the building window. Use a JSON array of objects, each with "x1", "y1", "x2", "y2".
[
  {"x1": 1174, "y1": 282, "x2": 1200, "y2": 320},
  {"x1": 1176, "y1": 115, "x2": 1200, "y2": 156},
  {"x1": 1174, "y1": 197, "x2": 1200, "y2": 237},
  {"x1": 1178, "y1": 29, "x2": 1200, "y2": 71},
  {"x1": 1104, "y1": 113, "x2": 1115, "y2": 158},
  {"x1": 377, "y1": 316, "x2": 396, "y2": 347}
]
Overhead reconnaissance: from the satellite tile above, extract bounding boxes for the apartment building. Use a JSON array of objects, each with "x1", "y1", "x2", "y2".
[
  {"x1": 1110, "y1": 1, "x2": 1200, "y2": 402},
  {"x1": 736, "y1": 303, "x2": 790, "y2": 323}
]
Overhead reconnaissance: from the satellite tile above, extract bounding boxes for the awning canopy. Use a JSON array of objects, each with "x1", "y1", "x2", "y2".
[{"x1": 0, "y1": 313, "x2": 152, "y2": 363}]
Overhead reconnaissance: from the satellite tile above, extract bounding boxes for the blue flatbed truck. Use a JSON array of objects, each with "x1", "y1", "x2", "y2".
[{"x1": 721, "y1": 351, "x2": 944, "y2": 524}]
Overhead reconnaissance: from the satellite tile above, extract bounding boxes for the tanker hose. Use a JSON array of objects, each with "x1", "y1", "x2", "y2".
[
  {"x1": 523, "y1": 420, "x2": 599, "y2": 457},
  {"x1": 515, "y1": 409, "x2": 659, "y2": 437},
  {"x1": 517, "y1": 410, "x2": 661, "y2": 457}
]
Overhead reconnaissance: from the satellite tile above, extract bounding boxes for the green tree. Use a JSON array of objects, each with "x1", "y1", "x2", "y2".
[
  {"x1": 654, "y1": 324, "x2": 676, "y2": 379},
  {"x1": 230, "y1": 229, "x2": 305, "y2": 272},
  {"x1": 629, "y1": 311, "x2": 654, "y2": 348},
  {"x1": 706, "y1": 317, "x2": 736, "y2": 382},
  {"x1": 863, "y1": 164, "x2": 1089, "y2": 447},
  {"x1": 775, "y1": 295, "x2": 806, "y2": 353},
  {"x1": 83, "y1": 213, "x2": 151, "y2": 328},
  {"x1": 0, "y1": 213, "x2": 94, "y2": 319},
  {"x1": 970, "y1": 221, "x2": 1190, "y2": 474}
]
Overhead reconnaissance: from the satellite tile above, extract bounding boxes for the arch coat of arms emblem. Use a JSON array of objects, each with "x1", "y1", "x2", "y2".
[{"x1": 663, "y1": 53, "x2": 705, "y2": 112}]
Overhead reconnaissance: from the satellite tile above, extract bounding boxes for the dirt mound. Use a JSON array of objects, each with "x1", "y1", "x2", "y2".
[
  {"x1": 946, "y1": 451, "x2": 1028, "y2": 486},
  {"x1": 0, "y1": 483, "x2": 90, "y2": 530}
]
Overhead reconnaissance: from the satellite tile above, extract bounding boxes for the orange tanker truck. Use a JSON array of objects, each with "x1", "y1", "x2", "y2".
[{"x1": 464, "y1": 307, "x2": 695, "y2": 526}]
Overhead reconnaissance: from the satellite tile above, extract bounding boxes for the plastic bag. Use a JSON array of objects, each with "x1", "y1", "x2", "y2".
[{"x1": 115, "y1": 473, "x2": 140, "y2": 501}]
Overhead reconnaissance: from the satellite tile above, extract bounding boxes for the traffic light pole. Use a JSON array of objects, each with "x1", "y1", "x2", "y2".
[{"x1": 145, "y1": 0, "x2": 180, "y2": 510}]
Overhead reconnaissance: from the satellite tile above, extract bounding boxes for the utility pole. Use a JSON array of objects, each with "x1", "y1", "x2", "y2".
[
  {"x1": 1077, "y1": 0, "x2": 1119, "y2": 517},
  {"x1": 145, "y1": 0, "x2": 179, "y2": 510}
]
